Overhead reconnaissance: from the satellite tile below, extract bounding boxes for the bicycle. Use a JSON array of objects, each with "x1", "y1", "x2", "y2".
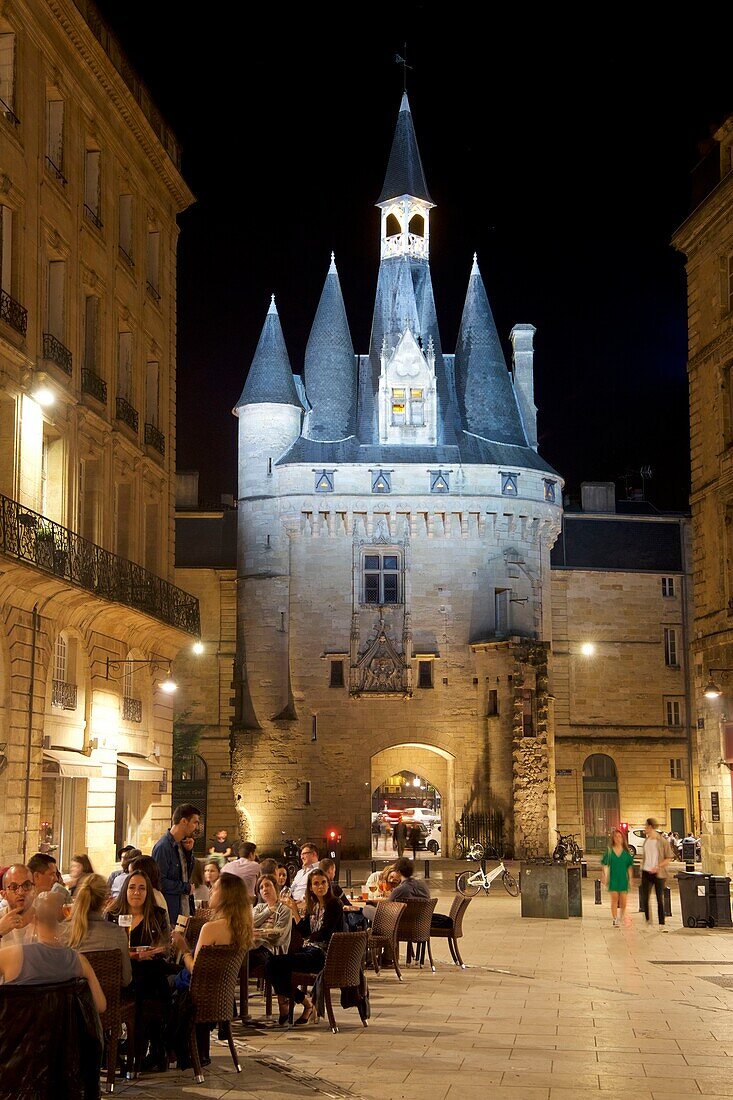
[
  {"x1": 456, "y1": 858, "x2": 519, "y2": 898},
  {"x1": 453, "y1": 834, "x2": 487, "y2": 860},
  {"x1": 552, "y1": 830, "x2": 583, "y2": 864}
]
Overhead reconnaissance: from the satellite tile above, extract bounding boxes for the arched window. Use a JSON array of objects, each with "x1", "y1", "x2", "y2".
[
  {"x1": 385, "y1": 212, "x2": 401, "y2": 237},
  {"x1": 582, "y1": 754, "x2": 619, "y2": 852},
  {"x1": 408, "y1": 213, "x2": 424, "y2": 237}
]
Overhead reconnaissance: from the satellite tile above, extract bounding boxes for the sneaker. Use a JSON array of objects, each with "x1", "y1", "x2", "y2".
[
  {"x1": 659, "y1": 926, "x2": 669, "y2": 933},
  {"x1": 612, "y1": 915, "x2": 620, "y2": 927}
]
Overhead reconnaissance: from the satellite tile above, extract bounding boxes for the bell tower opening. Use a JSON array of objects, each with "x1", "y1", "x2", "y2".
[
  {"x1": 385, "y1": 212, "x2": 401, "y2": 237},
  {"x1": 408, "y1": 213, "x2": 424, "y2": 236}
]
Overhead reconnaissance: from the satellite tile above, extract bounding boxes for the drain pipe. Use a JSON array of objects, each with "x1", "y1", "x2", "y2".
[{"x1": 22, "y1": 603, "x2": 39, "y2": 863}]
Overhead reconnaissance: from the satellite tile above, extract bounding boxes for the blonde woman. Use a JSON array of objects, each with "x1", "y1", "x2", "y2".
[{"x1": 62, "y1": 873, "x2": 132, "y2": 986}]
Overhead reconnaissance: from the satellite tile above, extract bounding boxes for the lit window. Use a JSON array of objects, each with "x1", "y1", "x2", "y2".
[
  {"x1": 371, "y1": 470, "x2": 391, "y2": 494},
  {"x1": 391, "y1": 386, "x2": 425, "y2": 427},
  {"x1": 543, "y1": 479, "x2": 556, "y2": 503},
  {"x1": 501, "y1": 472, "x2": 519, "y2": 496},
  {"x1": 315, "y1": 470, "x2": 334, "y2": 493},
  {"x1": 661, "y1": 577, "x2": 675, "y2": 597},
  {"x1": 430, "y1": 470, "x2": 449, "y2": 493},
  {"x1": 410, "y1": 388, "x2": 424, "y2": 426},
  {"x1": 363, "y1": 551, "x2": 400, "y2": 605},
  {"x1": 664, "y1": 627, "x2": 678, "y2": 667},
  {"x1": 391, "y1": 388, "x2": 406, "y2": 426}
]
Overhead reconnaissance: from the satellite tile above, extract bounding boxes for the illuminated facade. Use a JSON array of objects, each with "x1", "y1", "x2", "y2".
[
  {"x1": 232, "y1": 95, "x2": 563, "y2": 857},
  {"x1": 0, "y1": 0, "x2": 198, "y2": 870},
  {"x1": 673, "y1": 112, "x2": 733, "y2": 876}
]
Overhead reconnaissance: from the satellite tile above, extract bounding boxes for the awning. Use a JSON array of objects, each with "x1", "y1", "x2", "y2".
[
  {"x1": 117, "y1": 753, "x2": 165, "y2": 782},
  {"x1": 42, "y1": 748, "x2": 103, "y2": 779}
]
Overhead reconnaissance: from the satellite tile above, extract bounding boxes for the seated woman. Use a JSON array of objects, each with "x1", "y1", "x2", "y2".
[
  {"x1": 266, "y1": 868, "x2": 344, "y2": 1026},
  {"x1": 202, "y1": 859, "x2": 220, "y2": 899},
  {"x1": 126, "y1": 855, "x2": 171, "y2": 934},
  {"x1": 188, "y1": 857, "x2": 209, "y2": 909},
  {"x1": 275, "y1": 864, "x2": 290, "y2": 894},
  {"x1": 106, "y1": 870, "x2": 170, "y2": 1072},
  {"x1": 0, "y1": 891, "x2": 106, "y2": 1014},
  {"x1": 62, "y1": 874, "x2": 132, "y2": 988},
  {"x1": 249, "y1": 873, "x2": 292, "y2": 973},
  {"x1": 168, "y1": 873, "x2": 253, "y2": 1069},
  {"x1": 66, "y1": 854, "x2": 94, "y2": 898}
]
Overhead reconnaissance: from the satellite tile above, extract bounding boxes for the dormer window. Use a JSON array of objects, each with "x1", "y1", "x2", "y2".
[
  {"x1": 501, "y1": 472, "x2": 519, "y2": 496},
  {"x1": 543, "y1": 479, "x2": 556, "y2": 503},
  {"x1": 391, "y1": 386, "x2": 424, "y2": 427},
  {"x1": 371, "y1": 469, "x2": 392, "y2": 494},
  {"x1": 315, "y1": 470, "x2": 334, "y2": 493}
]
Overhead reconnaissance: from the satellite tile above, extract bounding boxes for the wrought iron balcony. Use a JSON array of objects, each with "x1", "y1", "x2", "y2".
[
  {"x1": 43, "y1": 333, "x2": 72, "y2": 376},
  {"x1": 81, "y1": 367, "x2": 107, "y2": 404},
  {"x1": 0, "y1": 288, "x2": 28, "y2": 336},
  {"x1": 118, "y1": 246, "x2": 134, "y2": 269},
  {"x1": 122, "y1": 696, "x2": 143, "y2": 722},
  {"x1": 45, "y1": 156, "x2": 67, "y2": 185},
  {"x1": 0, "y1": 493, "x2": 200, "y2": 635},
  {"x1": 83, "y1": 203, "x2": 103, "y2": 230},
  {"x1": 116, "y1": 396, "x2": 139, "y2": 432},
  {"x1": 52, "y1": 679, "x2": 78, "y2": 710},
  {"x1": 146, "y1": 280, "x2": 161, "y2": 302},
  {"x1": 144, "y1": 422, "x2": 165, "y2": 456},
  {"x1": 0, "y1": 96, "x2": 19, "y2": 127}
]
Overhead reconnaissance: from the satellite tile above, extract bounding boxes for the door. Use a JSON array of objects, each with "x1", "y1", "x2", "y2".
[
  {"x1": 583, "y1": 754, "x2": 619, "y2": 852},
  {"x1": 670, "y1": 807, "x2": 686, "y2": 835},
  {"x1": 171, "y1": 754, "x2": 208, "y2": 855}
]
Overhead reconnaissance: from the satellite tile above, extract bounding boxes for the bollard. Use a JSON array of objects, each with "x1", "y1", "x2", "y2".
[
  {"x1": 345, "y1": 868, "x2": 352, "y2": 888},
  {"x1": 594, "y1": 879, "x2": 602, "y2": 904},
  {"x1": 371, "y1": 859, "x2": 376, "y2": 873},
  {"x1": 424, "y1": 859, "x2": 430, "y2": 878}
]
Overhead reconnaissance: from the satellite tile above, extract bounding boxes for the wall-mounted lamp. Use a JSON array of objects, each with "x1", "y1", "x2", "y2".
[
  {"x1": 580, "y1": 642, "x2": 596, "y2": 657},
  {"x1": 192, "y1": 641, "x2": 204, "y2": 655},
  {"x1": 106, "y1": 656, "x2": 177, "y2": 694},
  {"x1": 703, "y1": 667, "x2": 733, "y2": 699},
  {"x1": 33, "y1": 385, "x2": 55, "y2": 407}
]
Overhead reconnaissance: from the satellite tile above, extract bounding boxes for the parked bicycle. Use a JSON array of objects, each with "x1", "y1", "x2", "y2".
[
  {"x1": 456, "y1": 857, "x2": 519, "y2": 898},
  {"x1": 552, "y1": 830, "x2": 583, "y2": 864},
  {"x1": 453, "y1": 835, "x2": 488, "y2": 860},
  {"x1": 281, "y1": 831, "x2": 301, "y2": 879}
]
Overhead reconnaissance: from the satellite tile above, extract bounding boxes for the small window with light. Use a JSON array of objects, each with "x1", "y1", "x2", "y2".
[
  {"x1": 371, "y1": 470, "x2": 392, "y2": 494},
  {"x1": 363, "y1": 551, "x2": 401, "y2": 605},
  {"x1": 391, "y1": 389, "x2": 406, "y2": 425},
  {"x1": 430, "y1": 470, "x2": 449, "y2": 493},
  {"x1": 543, "y1": 479, "x2": 556, "y2": 503},
  {"x1": 410, "y1": 388, "x2": 424, "y2": 426},
  {"x1": 501, "y1": 472, "x2": 519, "y2": 496},
  {"x1": 315, "y1": 470, "x2": 334, "y2": 493}
]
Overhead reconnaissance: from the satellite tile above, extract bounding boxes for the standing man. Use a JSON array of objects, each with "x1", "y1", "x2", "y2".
[
  {"x1": 290, "y1": 843, "x2": 320, "y2": 906},
  {"x1": 393, "y1": 818, "x2": 407, "y2": 858},
  {"x1": 640, "y1": 817, "x2": 673, "y2": 931},
  {"x1": 0, "y1": 865, "x2": 35, "y2": 945},
  {"x1": 152, "y1": 803, "x2": 201, "y2": 923},
  {"x1": 221, "y1": 841, "x2": 259, "y2": 899}
]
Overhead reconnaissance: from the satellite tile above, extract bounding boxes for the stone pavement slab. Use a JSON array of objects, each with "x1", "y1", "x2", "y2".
[{"x1": 112, "y1": 866, "x2": 733, "y2": 1099}]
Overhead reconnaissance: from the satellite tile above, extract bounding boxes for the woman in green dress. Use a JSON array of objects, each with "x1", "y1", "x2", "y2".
[{"x1": 601, "y1": 828, "x2": 635, "y2": 927}]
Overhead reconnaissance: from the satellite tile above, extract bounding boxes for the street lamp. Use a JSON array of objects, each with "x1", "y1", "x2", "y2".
[
  {"x1": 580, "y1": 642, "x2": 596, "y2": 657},
  {"x1": 105, "y1": 656, "x2": 177, "y2": 693},
  {"x1": 703, "y1": 667, "x2": 733, "y2": 699}
]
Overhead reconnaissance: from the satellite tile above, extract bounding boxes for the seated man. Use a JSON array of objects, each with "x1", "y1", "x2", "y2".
[
  {"x1": 0, "y1": 865, "x2": 36, "y2": 945},
  {"x1": 388, "y1": 857, "x2": 452, "y2": 927}
]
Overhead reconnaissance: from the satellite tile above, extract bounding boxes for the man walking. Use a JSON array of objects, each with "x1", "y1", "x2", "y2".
[
  {"x1": 640, "y1": 817, "x2": 673, "y2": 931},
  {"x1": 394, "y1": 818, "x2": 407, "y2": 858},
  {"x1": 152, "y1": 803, "x2": 201, "y2": 923}
]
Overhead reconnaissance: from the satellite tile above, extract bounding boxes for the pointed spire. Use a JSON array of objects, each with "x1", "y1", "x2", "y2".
[
  {"x1": 235, "y1": 297, "x2": 302, "y2": 409},
  {"x1": 454, "y1": 258, "x2": 527, "y2": 445},
  {"x1": 303, "y1": 256, "x2": 356, "y2": 440},
  {"x1": 377, "y1": 92, "x2": 433, "y2": 205}
]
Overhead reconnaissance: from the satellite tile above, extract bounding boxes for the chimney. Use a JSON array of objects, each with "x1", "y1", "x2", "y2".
[
  {"x1": 580, "y1": 481, "x2": 616, "y2": 514},
  {"x1": 510, "y1": 324, "x2": 537, "y2": 451},
  {"x1": 176, "y1": 470, "x2": 199, "y2": 510}
]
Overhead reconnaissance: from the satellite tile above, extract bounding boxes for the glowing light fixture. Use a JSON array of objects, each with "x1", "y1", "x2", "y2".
[
  {"x1": 704, "y1": 676, "x2": 722, "y2": 699},
  {"x1": 33, "y1": 386, "x2": 55, "y2": 407},
  {"x1": 580, "y1": 642, "x2": 596, "y2": 657},
  {"x1": 192, "y1": 641, "x2": 204, "y2": 655},
  {"x1": 159, "y1": 675, "x2": 178, "y2": 694},
  {"x1": 413, "y1": 777, "x2": 421, "y2": 787}
]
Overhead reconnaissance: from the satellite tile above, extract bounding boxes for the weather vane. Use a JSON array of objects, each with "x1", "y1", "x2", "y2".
[{"x1": 394, "y1": 43, "x2": 413, "y2": 92}]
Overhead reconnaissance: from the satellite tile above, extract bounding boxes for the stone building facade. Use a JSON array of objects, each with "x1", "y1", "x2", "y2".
[
  {"x1": 231, "y1": 95, "x2": 563, "y2": 858},
  {"x1": 0, "y1": 0, "x2": 198, "y2": 870},
  {"x1": 673, "y1": 112, "x2": 733, "y2": 876},
  {"x1": 551, "y1": 483, "x2": 694, "y2": 850}
]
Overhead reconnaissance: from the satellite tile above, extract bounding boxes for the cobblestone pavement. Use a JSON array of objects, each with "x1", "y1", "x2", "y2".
[{"x1": 113, "y1": 861, "x2": 733, "y2": 1100}]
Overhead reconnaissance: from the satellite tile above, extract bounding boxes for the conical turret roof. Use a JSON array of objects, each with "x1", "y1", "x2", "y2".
[
  {"x1": 454, "y1": 256, "x2": 527, "y2": 445},
  {"x1": 377, "y1": 93, "x2": 433, "y2": 205},
  {"x1": 304, "y1": 255, "x2": 357, "y2": 440},
  {"x1": 235, "y1": 297, "x2": 302, "y2": 409}
]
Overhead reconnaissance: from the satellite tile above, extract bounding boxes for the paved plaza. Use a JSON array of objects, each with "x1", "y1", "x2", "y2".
[{"x1": 114, "y1": 861, "x2": 733, "y2": 1100}]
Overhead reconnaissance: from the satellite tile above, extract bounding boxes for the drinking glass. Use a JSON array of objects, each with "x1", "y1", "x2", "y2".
[{"x1": 118, "y1": 912, "x2": 133, "y2": 948}]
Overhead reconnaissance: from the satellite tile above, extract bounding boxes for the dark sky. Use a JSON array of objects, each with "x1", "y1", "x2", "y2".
[{"x1": 94, "y1": 6, "x2": 730, "y2": 511}]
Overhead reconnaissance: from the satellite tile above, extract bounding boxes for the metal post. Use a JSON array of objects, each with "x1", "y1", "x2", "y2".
[
  {"x1": 370, "y1": 859, "x2": 376, "y2": 873},
  {"x1": 345, "y1": 868, "x2": 352, "y2": 888},
  {"x1": 424, "y1": 859, "x2": 429, "y2": 878},
  {"x1": 594, "y1": 879, "x2": 602, "y2": 904},
  {"x1": 22, "y1": 604, "x2": 39, "y2": 864}
]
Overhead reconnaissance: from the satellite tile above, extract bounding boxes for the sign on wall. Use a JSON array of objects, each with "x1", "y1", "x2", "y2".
[{"x1": 711, "y1": 791, "x2": 721, "y2": 822}]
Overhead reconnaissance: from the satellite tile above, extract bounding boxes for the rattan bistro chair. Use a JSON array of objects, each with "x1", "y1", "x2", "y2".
[
  {"x1": 188, "y1": 944, "x2": 245, "y2": 1084},
  {"x1": 366, "y1": 901, "x2": 406, "y2": 980},
  {"x1": 82, "y1": 949, "x2": 136, "y2": 1091},
  {"x1": 185, "y1": 914, "x2": 210, "y2": 951},
  {"x1": 289, "y1": 931, "x2": 369, "y2": 1033},
  {"x1": 395, "y1": 897, "x2": 437, "y2": 971},
  {"x1": 427, "y1": 893, "x2": 472, "y2": 967}
]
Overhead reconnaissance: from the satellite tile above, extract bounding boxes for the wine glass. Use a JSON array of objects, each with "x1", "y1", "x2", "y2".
[{"x1": 118, "y1": 912, "x2": 133, "y2": 948}]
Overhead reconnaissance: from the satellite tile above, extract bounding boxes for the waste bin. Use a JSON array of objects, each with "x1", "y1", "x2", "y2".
[
  {"x1": 520, "y1": 862, "x2": 574, "y2": 919},
  {"x1": 707, "y1": 876, "x2": 732, "y2": 927},
  {"x1": 676, "y1": 872, "x2": 711, "y2": 927}
]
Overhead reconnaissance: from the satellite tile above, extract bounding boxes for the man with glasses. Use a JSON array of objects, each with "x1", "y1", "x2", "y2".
[
  {"x1": 152, "y1": 803, "x2": 201, "y2": 922},
  {"x1": 290, "y1": 843, "x2": 319, "y2": 908},
  {"x1": 0, "y1": 865, "x2": 35, "y2": 945}
]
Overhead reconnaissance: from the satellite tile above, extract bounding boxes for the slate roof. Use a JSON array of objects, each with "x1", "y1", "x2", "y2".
[
  {"x1": 377, "y1": 93, "x2": 433, "y2": 205},
  {"x1": 454, "y1": 257, "x2": 528, "y2": 446},
  {"x1": 551, "y1": 516, "x2": 684, "y2": 572},
  {"x1": 303, "y1": 256, "x2": 357, "y2": 440},
  {"x1": 235, "y1": 297, "x2": 303, "y2": 409}
]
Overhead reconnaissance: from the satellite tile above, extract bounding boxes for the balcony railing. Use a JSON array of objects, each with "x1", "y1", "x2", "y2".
[
  {"x1": 0, "y1": 493, "x2": 200, "y2": 635},
  {"x1": 0, "y1": 95, "x2": 19, "y2": 127},
  {"x1": 43, "y1": 333, "x2": 72, "y2": 376},
  {"x1": 52, "y1": 679, "x2": 78, "y2": 710},
  {"x1": 45, "y1": 156, "x2": 67, "y2": 185},
  {"x1": 146, "y1": 280, "x2": 161, "y2": 302},
  {"x1": 118, "y1": 246, "x2": 134, "y2": 268},
  {"x1": 116, "y1": 396, "x2": 139, "y2": 432},
  {"x1": 144, "y1": 422, "x2": 165, "y2": 456},
  {"x1": 83, "y1": 203, "x2": 103, "y2": 230},
  {"x1": 81, "y1": 367, "x2": 107, "y2": 404},
  {"x1": 0, "y1": 288, "x2": 28, "y2": 336},
  {"x1": 122, "y1": 696, "x2": 143, "y2": 722}
]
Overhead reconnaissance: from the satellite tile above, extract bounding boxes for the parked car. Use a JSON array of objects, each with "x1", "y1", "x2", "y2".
[
  {"x1": 403, "y1": 821, "x2": 441, "y2": 854},
  {"x1": 399, "y1": 807, "x2": 441, "y2": 828}
]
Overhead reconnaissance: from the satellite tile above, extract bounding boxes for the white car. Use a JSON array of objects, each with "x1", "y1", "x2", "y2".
[
  {"x1": 626, "y1": 826, "x2": 647, "y2": 857},
  {"x1": 399, "y1": 807, "x2": 440, "y2": 828}
]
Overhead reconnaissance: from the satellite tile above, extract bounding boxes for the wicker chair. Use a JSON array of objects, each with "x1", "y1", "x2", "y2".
[
  {"x1": 427, "y1": 893, "x2": 472, "y2": 967},
  {"x1": 289, "y1": 931, "x2": 369, "y2": 1033},
  {"x1": 188, "y1": 944, "x2": 245, "y2": 1084},
  {"x1": 81, "y1": 948, "x2": 136, "y2": 1091},
  {"x1": 395, "y1": 897, "x2": 437, "y2": 971},
  {"x1": 185, "y1": 914, "x2": 210, "y2": 951},
  {"x1": 366, "y1": 901, "x2": 406, "y2": 980}
]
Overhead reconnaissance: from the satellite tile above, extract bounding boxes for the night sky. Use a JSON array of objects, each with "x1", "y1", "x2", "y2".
[{"x1": 94, "y1": 6, "x2": 730, "y2": 511}]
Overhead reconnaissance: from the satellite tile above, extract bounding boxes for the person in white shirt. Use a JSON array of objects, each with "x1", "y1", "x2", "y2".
[
  {"x1": 221, "y1": 841, "x2": 260, "y2": 899},
  {"x1": 289, "y1": 843, "x2": 320, "y2": 905},
  {"x1": 641, "y1": 818, "x2": 673, "y2": 930},
  {"x1": 0, "y1": 865, "x2": 36, "y2": 946}
]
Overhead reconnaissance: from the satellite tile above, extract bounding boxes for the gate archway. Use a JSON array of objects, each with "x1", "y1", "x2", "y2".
[
  {"x1": 370, "y1": 743, "x2": 455, "y2": 856},
  {"x1": 583, "y1": 753, "x2": 619, "y2": 852}
]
